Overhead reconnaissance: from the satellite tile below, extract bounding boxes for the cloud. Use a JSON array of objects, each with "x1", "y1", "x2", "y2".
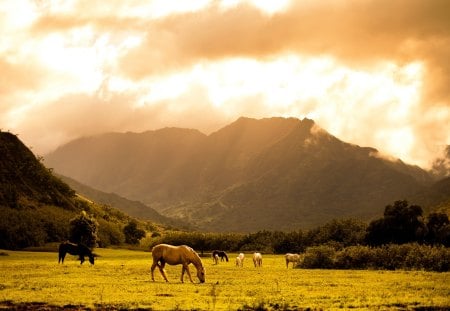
[
  {"x1": 115, "y1": 0, "x2": 450, "y2": 167},
  {"x1": 29, "y1": 0, "x2": 450, "y2": 107},
  {"x1": 118, "y1": 0, "x2": 450, "y2": 87},
  {"x1": 0, "y1": 59, "x2": 41, "y2": 94},
  {"x1": 14, "y1": 85, "x2": 232, "y2": 154},
  {"x1": 2, "y1": 0, "x2": 449, "y2": 169}
]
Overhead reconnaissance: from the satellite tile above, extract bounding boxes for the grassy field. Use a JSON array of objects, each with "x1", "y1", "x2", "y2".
[{"x1": 0, "y1": 248, "x2": 449, "y2": 310}]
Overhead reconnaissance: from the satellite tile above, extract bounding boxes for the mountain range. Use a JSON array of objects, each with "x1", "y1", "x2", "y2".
[{"x1": 45, "y1": 117, "x2": 448, "y2": 232}]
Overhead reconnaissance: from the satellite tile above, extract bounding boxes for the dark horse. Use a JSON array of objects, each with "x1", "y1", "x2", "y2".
[
  {"x1": 212, "y1": 250, "x2": 229, "y2": 262},
  {"x1": 58, "y1": 241, "x2": 95, "y2": 265}
]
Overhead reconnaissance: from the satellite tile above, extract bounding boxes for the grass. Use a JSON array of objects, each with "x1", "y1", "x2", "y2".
[{"x1": 0, "y1": 248, "x2": 449, "y2": 310}]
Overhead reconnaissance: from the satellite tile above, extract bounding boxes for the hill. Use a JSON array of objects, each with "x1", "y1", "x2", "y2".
[
  {"x1": 59, "y1": 174, "x2": 191, "y2": 229},
  {"x1": 0, "y1": 131, "x2": 76, "y2": 210},
  {"x1": 0, "y1": 131, "x2": 150, "y2": 249},
  {"x1": 45, "y1": 117, "x2": 441, "y2": 232},
  {"x1": 412, "y1": 176, "x2": 450, "y2": 214}
]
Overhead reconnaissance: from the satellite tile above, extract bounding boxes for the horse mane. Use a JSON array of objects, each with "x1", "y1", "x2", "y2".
[{"x1": 186, "y1": 246, "x2": 203, "y2": 269}]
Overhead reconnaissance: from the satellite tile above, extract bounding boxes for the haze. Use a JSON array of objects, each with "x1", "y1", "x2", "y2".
[{"x1": 1, "y1": 0, "x2": 449, "y2": 169}]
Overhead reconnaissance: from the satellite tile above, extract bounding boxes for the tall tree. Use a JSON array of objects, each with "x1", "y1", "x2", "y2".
[
  {"x1": 69, "y1": 211, "x2": 98, "y2": 248},
  {"x1": 426, "y1": 212, "x2": 450, "y2": 246},
  {"x1": 366, "y1": 200, "x2": 427, "y2": 245},
  {"x1": 123, "y1": 220, "x2": 145, "y2": 245}
]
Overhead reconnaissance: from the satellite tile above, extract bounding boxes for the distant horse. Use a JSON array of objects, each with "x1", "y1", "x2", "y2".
[
  {"x1": 285, "y1": 253, "x2": 300, "y2": 268},
  {"x1": 236, "y1": 253, "x2": 244, "y2": 267},
  {"x1": 58, "y1": 241, "x2": 94, "y2": 265},
  {"x1": 253, "y1": 252, "x2": 262, "y2": 267},
  {"x1": 213, "y1": 254, "x2": 219, "y2": 265},
  {"x1": 212, "y1": 250, "x2": 229, "y2": 262},
  {"x1": 151, "y1": 244, "x2": 205, "y2": 283}
]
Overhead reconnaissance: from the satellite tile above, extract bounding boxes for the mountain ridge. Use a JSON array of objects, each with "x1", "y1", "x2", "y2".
[{"x1": 45, "y1": 117, "x2": 442, "y2": 231}]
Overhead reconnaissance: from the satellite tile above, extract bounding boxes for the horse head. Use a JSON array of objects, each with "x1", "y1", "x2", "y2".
[{"x1": 197, "y1": 265, "x2": 205, "y2": 283}]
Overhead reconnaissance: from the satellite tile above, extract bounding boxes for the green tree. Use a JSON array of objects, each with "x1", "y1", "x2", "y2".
[
  {"x1": 366, "y1": 200, "x2": 427, "y2": 245},
  {"x1": 426, "y1": 212, "x2": 450, "y2": 246},
  {"x1": 69, "y1": 211, "x2": 98, "y2": 248},
  {"x1": 307, "y1": 219, "x2": 367, "y2": 248},
  {"x1": 123, "y1": 220, "x2": 145, "y2": 244}
]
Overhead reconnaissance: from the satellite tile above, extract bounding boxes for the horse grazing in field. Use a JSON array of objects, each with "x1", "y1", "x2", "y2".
[
  {"x1": 252, "y1": 252, "x2": 262, "y2": 267},
  {"x1": 151, "y1": 244, "x2": 205, "y2": 283},
  {"x1": 58, "y1": 241, "x2": 94, "y2": 265},
  {"x1": 285, "y1": 253, "x2": 300, "y2": 268},
  {"x1": 235, "y1": 253, "x2": 245, "y2": 267},
  {"x1": 212, "y1": 250, "x2": 229, "y2": 262}
]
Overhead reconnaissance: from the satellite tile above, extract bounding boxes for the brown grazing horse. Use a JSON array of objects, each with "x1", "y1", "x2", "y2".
[
  {"x1": 151, "y1": 244, "x2": 205, "y2": 283},
  {"x1": 58, "y1": 241, "x2": 95, "y2": 265}
]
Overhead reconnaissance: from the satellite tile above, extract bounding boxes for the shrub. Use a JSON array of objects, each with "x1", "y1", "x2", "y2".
[
  {"x1": 298, "y1": 243, "x2": 450, "y2": 272},
  {"x1": 300, "y1": 245, "x2": 335, "y2": 269},
  {"x1": 97, "y1": 219, "x2": 125, "y2": 247},
  {"x1": 335, "y1": 245, "x2": 374, "y2": 269},
  {"x1": 123, "y1": 220, "x2": 145, "y2": 245}
]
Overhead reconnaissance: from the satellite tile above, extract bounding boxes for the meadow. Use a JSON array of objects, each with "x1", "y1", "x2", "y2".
[{"x1": 0, "y1": 248, "x2": 449, "y2": 310}]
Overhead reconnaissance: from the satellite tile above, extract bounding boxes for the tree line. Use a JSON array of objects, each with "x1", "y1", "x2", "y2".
[
  {"x1": 144, "y1": 201, "x2": 450, "y2": 271},
  {"x1": 147, "y1": 201, "x2": 449, "y2": 254},
  {"x1": 1, "y1": 200, "x2": 449, "y2": 257}
]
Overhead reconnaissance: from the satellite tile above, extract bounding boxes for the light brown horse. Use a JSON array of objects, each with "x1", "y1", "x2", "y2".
[
  {"x1": 151, "y1": 244, "x2": 205, "y2": 283},
  {"x1": 285, "y1": 253, "x2": 301, "y2": 268}
]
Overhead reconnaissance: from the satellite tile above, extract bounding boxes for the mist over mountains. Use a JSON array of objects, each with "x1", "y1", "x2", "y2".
[{"x1": 45, "y1": 117, "x2": 442, "y2": 231}]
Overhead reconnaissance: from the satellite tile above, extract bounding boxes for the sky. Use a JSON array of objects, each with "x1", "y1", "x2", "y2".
[{"x1": 1, "y1": 0, "x2": 449, "y2": 170}]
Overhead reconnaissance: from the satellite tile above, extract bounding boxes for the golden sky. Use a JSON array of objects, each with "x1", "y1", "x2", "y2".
[{"x1": 1, "y1": 0, "x2": 449, "y2": 168}]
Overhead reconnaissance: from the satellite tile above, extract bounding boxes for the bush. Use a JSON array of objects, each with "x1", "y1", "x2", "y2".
[
  {"x1": 97, "y1": 219, "x2": 125, "y2": 247},
  {"x1": 403, "y1": 244, "x2": 450, "y2": 272},
  {"x1": 0, "y1": 207, "x2": 70, "y2": 249},
  {"x1": 298, "y1": 243, "x2": 450, "y2": 272},
  {"x1": 123, "y1": 221, "x2": 145, "y2": 245},
  {"x1": 335, "y1": 245, "x2": 374, "y2": 269},
  {"x1": 300, "y1": 245, "x2": 335, "y2": 269}
]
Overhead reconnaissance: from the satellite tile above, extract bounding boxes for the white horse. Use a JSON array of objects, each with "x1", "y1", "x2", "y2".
[
  {"x1": 285, "y1": 253, "x2": 300, "y2": 268},
  {"x1": 213, "y1": 254, "x2": 219, "y2": 265},
  {"x1": 252, "y1": 252, "x2": 262, "y2": 267},
  {"x1": 236, "y1": 253, "x2": 244, "y2": 267}
]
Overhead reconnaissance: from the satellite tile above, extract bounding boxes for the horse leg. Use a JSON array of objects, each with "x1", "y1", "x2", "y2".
[
  {"x1": 59, "y1": 251, "x2": 65, "y2": 264},
  {"x1": 180, "y1": 266, "x2": 185, "y2": 283},
  {"x1": 182, "y1": 264, "x2": 194, "y2": 283},
  {"x1": 150, "y1": 262, "x2": 158, "y2": 281},
  {"x1": 79, "y1": 255, "x2": 85, "y2": 264},
  {"x1": 158, "y1": 261, "x2": 168, "y2": 282}
]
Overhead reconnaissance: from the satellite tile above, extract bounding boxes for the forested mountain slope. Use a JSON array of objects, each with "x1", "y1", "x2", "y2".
[
  {"x1": 59, "y1": 174, "x2": 191, "y2": 229},
  {"x1": 0, "y1": 131, "x2": 145, "y2": 249},
  {"x1": 45, "y1": 117, "x2": 438, "y2": 231}
]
